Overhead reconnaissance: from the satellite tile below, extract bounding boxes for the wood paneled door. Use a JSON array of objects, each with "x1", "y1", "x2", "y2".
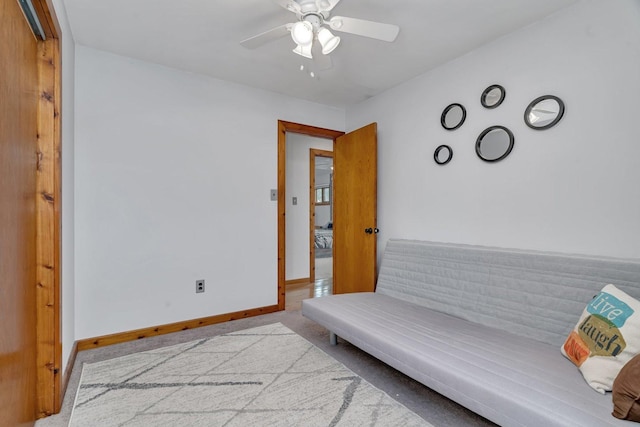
[
  {"x1": 0, "y1": 0, "x2": 62, "y2": 424},
  {"x1": 332, "y1": 123, "x2": 378, "y2": 294},
  {"x1": 0, "y1": 1, "x2": 39, "y2": 423}
]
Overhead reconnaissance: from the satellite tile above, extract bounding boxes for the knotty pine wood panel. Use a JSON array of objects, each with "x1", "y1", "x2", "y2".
[
  {"x1": 35, "y1": 38, "x2": 62, "y2": 418},
  {"x1": 0, "y1": 0, "x2": 40, "y2": 424}
]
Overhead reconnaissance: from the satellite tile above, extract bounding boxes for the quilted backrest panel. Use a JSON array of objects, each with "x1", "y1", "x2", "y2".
[{"x1": 376, "y1": 239, "x2": 640, "y2": 347}]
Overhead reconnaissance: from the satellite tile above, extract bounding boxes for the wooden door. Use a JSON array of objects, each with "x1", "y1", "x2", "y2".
[
  {"x1": 1, "y1": 0, "x2": 61, "y2": 421},
  {"x1": 0, "y1": 0, "x2": 39, "y2": 424},
  {"x1": 333, "y1": 123, "x2": 378, "y2": 294}
]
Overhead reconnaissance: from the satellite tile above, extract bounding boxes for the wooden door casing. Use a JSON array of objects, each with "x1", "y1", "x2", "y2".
[{"x1": 277, "y1": 121, "x2": 344, "y2": 310}]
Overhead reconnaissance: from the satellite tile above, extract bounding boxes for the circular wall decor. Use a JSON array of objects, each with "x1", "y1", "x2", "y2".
[
  {"x1": 476, "y1": 126, "x2": 515, "y2": 163},
  {"x1": 434, "y1": 145, "x2": 453, "y2": 165},
  {"x1": 441, "y1": 103, "x2": 466, "y2": 130},
  {"x1": 481, "y1": 84, "x2": 506, "y2": 109},
  {"x1": 524, "y1": 95, "x2": 565, "y2": 130}
]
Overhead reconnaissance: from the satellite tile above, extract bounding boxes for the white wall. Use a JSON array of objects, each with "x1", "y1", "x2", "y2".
[
  {"x1": 72, "y1": 0, "x2": 640, "y2": 341},
  {"x1": 74, "y1": 46, "x2": 344, "y2": 339},
  {"x1": 347, "y1": 0, "x2": 640, "y2": 259},
  {"x1": 51, "y1": 0, "x2": 75, "y2": 377},
  {"x1": 315, "y1": 206, "x2": 331, "y2": 228},
  {"x1": 285, "y1": 134, "x2": 333, "y2": 280},
  {"x1": 314, "y1": 168, "x2": 332, "y2": 227}
]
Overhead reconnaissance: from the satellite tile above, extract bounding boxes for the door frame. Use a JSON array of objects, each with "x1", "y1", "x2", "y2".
[
  {"x1": 309, "y1": 149, "x2": 333, "y2": 283},
  {"x1": 277, "y1": 121, "x2": 343, "y2": 310},
  {"x1": 32, "y1": 0, "x2": 63, "y2": 417}
]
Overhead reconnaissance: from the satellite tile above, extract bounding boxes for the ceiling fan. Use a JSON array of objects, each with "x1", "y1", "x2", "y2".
[{"x1": 240, "y1": 0, "x2": 400, "y2": 64}]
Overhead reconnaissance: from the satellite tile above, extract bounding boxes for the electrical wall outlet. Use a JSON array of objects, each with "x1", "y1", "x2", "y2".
[{"x1": 196, "y1": 280, "x2": 205, "y2": 293}]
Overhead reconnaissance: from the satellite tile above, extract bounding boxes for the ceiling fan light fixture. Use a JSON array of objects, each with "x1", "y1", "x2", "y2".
[
  {"x1": 291, "y1": 21, "x2": 314, "y2": 46},
  {"x1": 317, "y1": 27, "x2": 340, "y2": 55},
  {"x1": 293, "y1": 43, "x2": 313, "y2": 59}
]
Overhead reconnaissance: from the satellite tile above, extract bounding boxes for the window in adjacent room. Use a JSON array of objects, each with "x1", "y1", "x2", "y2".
[{"x1": 315, "y1": 186, "x2": 330, "y2": 205}]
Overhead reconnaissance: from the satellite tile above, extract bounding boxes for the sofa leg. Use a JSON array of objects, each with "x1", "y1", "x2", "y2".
[{"x1": 330, "y1": 332, "x2": 338, "y2": 345}]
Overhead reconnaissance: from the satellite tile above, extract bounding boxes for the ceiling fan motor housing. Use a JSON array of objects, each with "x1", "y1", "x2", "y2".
[
  {"x1": 302, "y1": 13, "x2": 323, "y2": 30},
  {"x1": 296, "y1": 0, "x2": 331, "y2": 19}
]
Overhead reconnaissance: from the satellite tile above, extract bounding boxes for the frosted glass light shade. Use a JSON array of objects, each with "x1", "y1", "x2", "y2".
[
  {"x1": 317, "y1": 28, "x2": 340, "y2": 55},
  {"x1": 293, "y1": 43, "x2": 313, "y2": 59},
  {"x1": 291, "y1": 21, "x2": 314, "y2": 46}
]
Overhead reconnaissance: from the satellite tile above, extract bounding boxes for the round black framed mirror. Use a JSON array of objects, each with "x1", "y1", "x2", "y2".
[
  {"x1": 481, "y1": 84, "x2": 505, "y2": 109},
  {"x1": 441, "y1": 103, "x2": 466, "y2": 130},
  {"x1": 524, "y1": 95, "x2": 565, "y2": 130},
  {"x1": 476, "y1": 126, "x2": 514, "y2": 162},
  {"x1": 434, "y1": 145, "x2": 453, "y2": 165}
]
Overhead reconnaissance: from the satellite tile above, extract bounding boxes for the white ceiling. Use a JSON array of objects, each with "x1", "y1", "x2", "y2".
[
  {"x1": 316, "y1": 156, "x2": 334, "y2": 171},
  {"x1": 62, "y1": 0, "x2": 579, "y2": 107}
]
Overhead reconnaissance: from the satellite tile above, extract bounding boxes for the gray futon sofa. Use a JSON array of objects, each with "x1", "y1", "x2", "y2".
[{"x1": 302, "y1": 239, "x2": 640, "y2": 426}]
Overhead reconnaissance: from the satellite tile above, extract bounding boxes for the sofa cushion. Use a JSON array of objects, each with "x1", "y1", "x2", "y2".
[
  {"x1": 612, "y1": 354, "x2": 640, "y2": 421},
  {"x1": 561, "y1": 284, "x2": 640, "y2": 393},
  {"x1": 302, "y1": 292, "x2": 623, "y2": 427}
]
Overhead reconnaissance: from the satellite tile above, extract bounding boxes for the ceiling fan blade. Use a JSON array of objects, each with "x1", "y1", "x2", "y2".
[
  {"x1": 272, "y1": 0, "x2": 301, "y2": 14},
  {"x1": 240, "y1": 23, "x2": 292, "y2": 49},
  {"x1": 328, "y1": 16, "x2": 399, "y2": 42}
]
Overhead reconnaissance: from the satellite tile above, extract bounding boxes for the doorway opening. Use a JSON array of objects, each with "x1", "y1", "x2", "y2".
[
  {"x1": 310, "y1": 149, "x2": 333, "y2": 298},
  {"x1": 277, "y1": 121, "x2": 344, "y2": 311}
]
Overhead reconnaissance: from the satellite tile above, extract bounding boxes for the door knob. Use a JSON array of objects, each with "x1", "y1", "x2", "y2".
[
  {"x1": 374, "y1": 228, "x2": 379, "y2": 234},
  {"x1": 365, "y1": 228, "x2": 373, "y2": 234}
]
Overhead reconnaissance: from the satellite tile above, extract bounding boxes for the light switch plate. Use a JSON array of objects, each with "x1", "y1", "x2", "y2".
[
  {"x1": 292, "y1": 197, "x2": 297, "y2": 205},
  {"x1": 270, "y1": 189, "x2": 277, "y2": 201}
]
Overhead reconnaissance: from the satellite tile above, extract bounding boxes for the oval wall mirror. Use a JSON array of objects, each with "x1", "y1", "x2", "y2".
[
  {"x1": 524, "y1": 95, "x2": 565, "y2": 130},
  {"x1": 481, "y1": 84, "x2": 505, "y2": 109},
  {"x1": 441, "y1": 103, "x2": 466, "y2": 130},
  {"x1": 434, "y1": 145, "x2": 453, "y2": 165},
  {"x1": 476, "y1": 126, "x2": 514, "y2": 162}
]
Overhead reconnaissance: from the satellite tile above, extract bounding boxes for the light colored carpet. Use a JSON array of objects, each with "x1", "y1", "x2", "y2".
[{"x1": 69, "y1": 323, "x2": 431, "y2": 426}]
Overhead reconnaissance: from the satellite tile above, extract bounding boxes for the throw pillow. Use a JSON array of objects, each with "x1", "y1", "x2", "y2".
[
  {"x1": 612, "y1": 353, "x2": 640, "y2": 421},
  {"x1": 561, "y1": 284, "x2": 640, "y2": 394}
]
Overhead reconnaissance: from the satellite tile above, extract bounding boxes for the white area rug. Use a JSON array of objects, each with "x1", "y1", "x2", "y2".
[{"x1": 70, "y1": 323, "x2": 431, "y2": 426}]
